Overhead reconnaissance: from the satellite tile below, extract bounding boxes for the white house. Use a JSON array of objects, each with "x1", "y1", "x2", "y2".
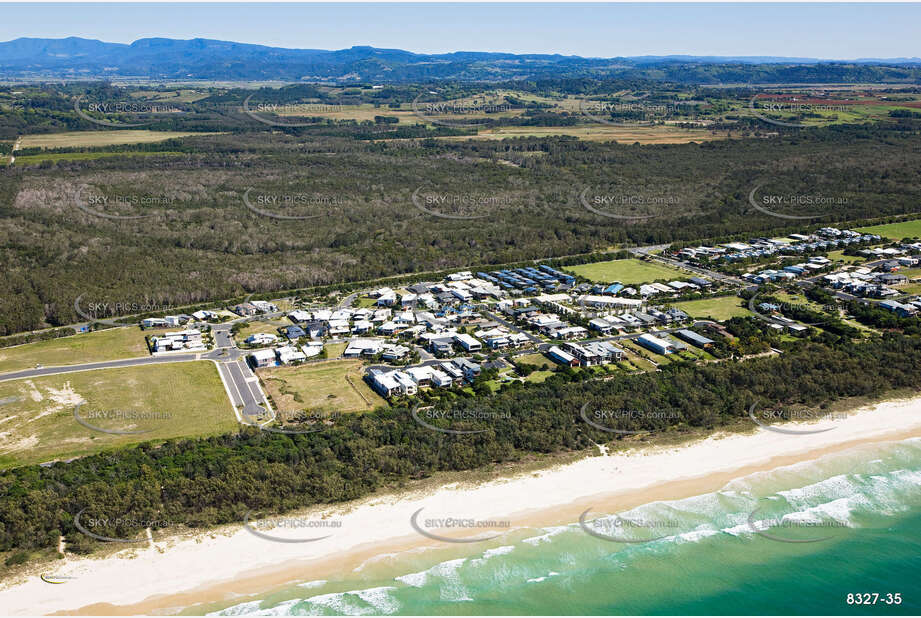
[
  {"x1": 245, "y1": 332, "x2": 278, "y2": 346},
  {"x1": 250, "y1": 348, "x2": 277, "y2": 368}
]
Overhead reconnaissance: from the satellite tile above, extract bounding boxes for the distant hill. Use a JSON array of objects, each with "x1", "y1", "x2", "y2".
[{"x1": 1, "y1": 37, "x2": 920, "y2": 83}]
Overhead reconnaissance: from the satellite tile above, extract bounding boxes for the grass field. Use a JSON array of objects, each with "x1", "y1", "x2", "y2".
[
  {"x1": 234, "y1": 318, "x2": 288, "y2": 341},
  {"x1": 19, "y1": 130, "x2": 216, "y2": 150},
  {"x1": 325, "y1": 342, "x2": 348, "y2": 358},
  {"x1": 0, "y1": 328, "x2": 150, "y2": 374},
  {"x1": 514, "y1": 352, "x2": 552, "y2": 368},
  {"x1": 13, "y1": 150, "x2": 185, "y2": 166},
  {"x1": 825, "y1": 249, "x2": 867, "y2": 264},
  {"x1": 673, "y1": 296, "x2": 752, "y2": 321},
  {"x1": 857, "y1": 219, "x2": 921, "y2": 240},
  {"x1": 0, "y1": 361, "x2": 234, "y2": 468},
  {"x1": 563, "y1": 259, "x2": 687, "y2": 284},
  {"x1": 260, "y1": 360, "x2": 386, "y2": 415},
  {"x1": 436, "y1": 125, "x2": 727, "y2": 144}
]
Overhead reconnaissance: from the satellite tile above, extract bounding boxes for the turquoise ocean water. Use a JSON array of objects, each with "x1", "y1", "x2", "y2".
[{"x1": 193, "y1": 438, "x2": 921, "y2": 616}]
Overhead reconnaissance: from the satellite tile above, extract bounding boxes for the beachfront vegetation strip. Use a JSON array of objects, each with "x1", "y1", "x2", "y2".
[
  {"x1": 0, "y1": 361, "x2": 235, "y2": 469},
  {"x1": 563, "y1": 259, "x2": 686, "y2": 284},
  {"x1": 261, "y1": 360, "x2": 386, "y2": 415},
  {"x1": 857, "y1": 219, "x2": 921, "y2": 240},
  {"x1": 2, "y1": 333, "x2": 919, "y2": 558},
  {"x1": 0, "y1": 328, "x2": 149, "y2": 374}
]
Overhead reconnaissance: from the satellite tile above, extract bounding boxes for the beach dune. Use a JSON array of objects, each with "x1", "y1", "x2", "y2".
[{"x1": 2, "y1": 396, "x2": 921, "y2": 615}]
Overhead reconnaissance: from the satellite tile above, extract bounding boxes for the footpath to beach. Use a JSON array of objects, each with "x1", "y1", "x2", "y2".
[{"x1": 2, "y1": 396, "x2": 921, "y2": 615}]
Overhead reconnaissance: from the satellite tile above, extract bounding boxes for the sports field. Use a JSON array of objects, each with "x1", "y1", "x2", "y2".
[
  {"x1": 260, "y1": 359, "x2": 386, "y2": 415},
  {"x1": 0, "y1": 328, "x2": 150, "y2": 374},
  {"x1": 0, "y1": 361, "x2": 234, "y2": 468},
  {"x1": 563, "y1": 259, "x2": 687, "y2": 284},
  {"x1": 856, "y1": 219, "x2": 921, "y2": 240}
]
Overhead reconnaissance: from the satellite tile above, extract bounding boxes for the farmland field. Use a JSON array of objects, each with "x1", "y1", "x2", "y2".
[
  {"x1": 857, "y1": 219, "x2": 921, "y2": 240},
  {"x1": 0, "y1": 328, "x2": 150, "y2": 374},
  {"x1": 437, "y1": 125, "x2": 727, "y2": 144},
  {"x1": 19, "y1": 130, "x2": 217, "y2": 150},
  {"x1": 0, "y1": 361, "x2": 234, "y2": 468},
  {"x1": 563, "y1": 259, "x2": 687, "y2": 284},
  {"x1": 673, "y1": 296, "x2": 752, "y2": 321},
  {"x1": 260, "y1": 359, "x2": 386, "y2": 415},
  {"x1": 13, "y1": 151, "x2": 185, "y2": 165}
]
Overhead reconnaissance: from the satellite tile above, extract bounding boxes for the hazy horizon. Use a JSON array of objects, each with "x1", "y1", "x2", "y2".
[{"x1": 2, "y1": 3, "x2": 920, "y2": 60}]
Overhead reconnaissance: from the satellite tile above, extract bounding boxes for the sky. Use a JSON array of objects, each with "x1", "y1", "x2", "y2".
[{"x1": 2, "y1": 3, "x2": 920, "y2": 59}]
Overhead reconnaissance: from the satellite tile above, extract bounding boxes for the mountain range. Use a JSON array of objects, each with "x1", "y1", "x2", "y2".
[{"x1": 2, "y1": 37, "x2": 920, "y2": 83}]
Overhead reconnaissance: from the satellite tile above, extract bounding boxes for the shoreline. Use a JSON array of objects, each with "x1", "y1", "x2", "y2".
[{"x1": 2, "y1": 395, "x2": 921, "y2": 615}]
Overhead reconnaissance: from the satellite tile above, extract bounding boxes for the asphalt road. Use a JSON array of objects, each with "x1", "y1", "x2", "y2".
[
  {"x1": 0, "y1": 322, "x2": 273, "y2": 426},
  {"x1": 0, "y1": 353, "x2": 202, "y2": 383}
]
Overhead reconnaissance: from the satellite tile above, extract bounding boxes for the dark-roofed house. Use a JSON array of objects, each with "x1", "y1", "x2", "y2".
[
  {"x1": 674, "y1": 329, "x2": 715, "y2": 348},
  {"x1": 283, "y1": 325, "x2": 307, "y2": 340}
]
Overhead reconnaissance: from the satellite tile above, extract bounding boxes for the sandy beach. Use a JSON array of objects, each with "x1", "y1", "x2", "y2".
[{"x1": 2, "y1": 395, "x2": 921, "y2": 616}]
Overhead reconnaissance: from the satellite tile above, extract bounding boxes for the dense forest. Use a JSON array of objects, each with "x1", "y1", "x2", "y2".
[
  {"x1": 2, "y1": 85, "x2": 921, "y2": 335},
  {"x1": 1, "y1": 332, "x2": 919, "y2": 559}
]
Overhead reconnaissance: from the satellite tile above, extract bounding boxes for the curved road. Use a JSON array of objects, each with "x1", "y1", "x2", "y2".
[{"x1": 0, "y1": 323, "x2": 273, "y2": 426}]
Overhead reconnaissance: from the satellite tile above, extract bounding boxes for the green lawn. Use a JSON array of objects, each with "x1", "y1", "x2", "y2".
[
  {"x1": 0, "y1": 361, "x2": 235, "y2": 468},
  {"x1": 825, "y1": 250, "x2": 866, "y2": 264},
  {"x1": 857, "y1": 219, "x2": 921, "y2": 240},
  {"x1": 523, "y1": 369, "x2": 555, "y2": 383},
  {"x1": 515, "y1": 352, "x2": 552, "y2": 368},
  {"x1": 234, "y1": 318, "x2": 288, "y2": 342},
  {"x1": 673, "y1": 296, "x2": 751, "y2": 321},
  {"x1": 563, "y1": 259, "x2": 687, "y2": 284},
  {"x1": 0, "y1": 328, "x2": 151, "y2": 374},
  {"x1": 260, "y1": 359, "x2": 386, "y2": 415}
]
